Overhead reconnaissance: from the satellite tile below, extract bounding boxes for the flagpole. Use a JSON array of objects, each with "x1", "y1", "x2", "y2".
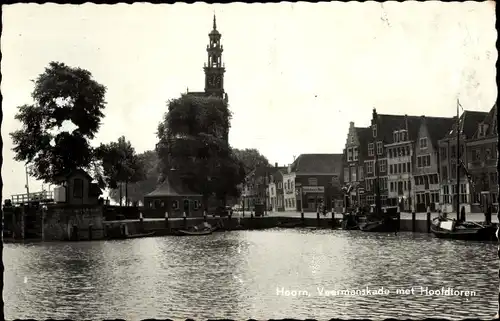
[{"x1": 456, "y1": 99, "x2": 460, "y2": 221}]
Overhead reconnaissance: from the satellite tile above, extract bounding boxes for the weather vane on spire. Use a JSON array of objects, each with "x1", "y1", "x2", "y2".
[{"x1": 213, "y1": 13, "x2": 217, "y2": 30}]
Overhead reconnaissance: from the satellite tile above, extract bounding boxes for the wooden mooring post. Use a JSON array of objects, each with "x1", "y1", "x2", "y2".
[
  {"x1": 426, "y1": 206, "x2": 431, "y2": 233},
  {"x1": 411, "y1": 211, "x2": 416, "y2": 233}
]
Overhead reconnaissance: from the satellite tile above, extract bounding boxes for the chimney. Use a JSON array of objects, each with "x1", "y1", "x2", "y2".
[
  {"x1": 372, "y1": 108, "x2": 377, "y2": 120},
  {"x1": 275, "y1": 162, "x2": 278, "y2": 168},
  {"x1": 349, "y1": 121, "x2": 354, "y2": 128}
]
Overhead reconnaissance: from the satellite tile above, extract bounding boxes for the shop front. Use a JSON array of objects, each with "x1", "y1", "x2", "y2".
[{"x1": 302, "y1": 186, "x2": 325, "y2": 212}]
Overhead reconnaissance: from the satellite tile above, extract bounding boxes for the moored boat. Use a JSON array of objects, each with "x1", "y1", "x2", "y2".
[
  {"x1": 176, "y1": 222, "x2": 217, "y2": 236},
  {"x1": 430, "y1": 218, "x2": 497, "y2": 241},
  {"x1": 359, "y1": 217, "x2": 398, "y2": 233},
  {"x1": 110, "y1": 231, "x2": 156, "y2": 240}
]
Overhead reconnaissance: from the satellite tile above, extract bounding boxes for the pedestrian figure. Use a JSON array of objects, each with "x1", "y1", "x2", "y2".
[{"x1": 460, "y1": 206, "x2": 466, "y2": 222}]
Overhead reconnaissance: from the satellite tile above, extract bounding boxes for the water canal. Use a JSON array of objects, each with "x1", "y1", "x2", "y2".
[{"x1": 5, "y1": 228, "x2": 497, "y2": 320}]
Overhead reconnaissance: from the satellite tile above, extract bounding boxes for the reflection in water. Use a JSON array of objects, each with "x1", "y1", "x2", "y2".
[{"x1": 5, "y1": 229, "x2": 497, "y2": 320}]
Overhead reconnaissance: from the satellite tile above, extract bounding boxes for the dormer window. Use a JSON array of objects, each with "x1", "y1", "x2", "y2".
[
  {"x1": 419, "y1": 137, "x2": 427, "y2": 149},
  {"x1": 376, "y1": 141, "x2": 383, "y2": 155},
  {"x1": 400, "y1": 130, "x2": 407, "y2": 142},
  {"x1": 478, "y1": 124, "x2": 484, "y2": 137},
  {"x1": 393, "y1": 131, "x2": 399, "y2": 143},
  {"x1": 353, "y1": 147, "x2": 359, "y2": 161},
  {"x1": 368, "y1": 143, "x2": 374, "y2": 156},
  {"x1": 372, "y1": 124, "x2": 377, "y2": 138}
]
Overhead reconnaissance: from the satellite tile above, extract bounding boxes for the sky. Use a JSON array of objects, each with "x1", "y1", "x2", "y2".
[{"x1": 1, "y1": 2, "x2": 497, "y2": 198}]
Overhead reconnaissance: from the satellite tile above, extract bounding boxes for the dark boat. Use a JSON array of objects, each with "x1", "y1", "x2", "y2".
[
  {"x1": 278, "y1": 221, "x2": 303, "y2": 228},
  {"x1": 110, "y1": 231, "x2": 156, "y2": 240},
  {"x1": 177, "y1": 227, "x2": 217, "y2": 236},
  {"x1": 341, "y1": 213, "x2": 361, "y2": 230},
  {"x1": 177, "y1": 222, "x2": 218, "y2": 236},
  {"x1": 430, "y1": 218, "x2": 497, "y2": 241},
  {"x1": 359, "y1": 217, "x2": 397, "y2": 232}
]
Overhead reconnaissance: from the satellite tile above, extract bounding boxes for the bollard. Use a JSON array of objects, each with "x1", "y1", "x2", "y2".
[
  {"x1": 316, "y1": 211, "x2": 320, "y2": 227},
  {"x1": 183, "y1": 212, "x2": 187, "y2": 228},
  {"x1": 88, "y1": 224, "x2": 93, "y2": 241},
  {"x1": 331, "y1": 211, "x2": 335, "y2": 229},
  {"x1": 165, "y1": 212, "x2": 170, "y2": 230},
  {"x1": 203, "y1": 211, "x2": 207, "y2": 222},
  {"x1": 139, "y1": 212, "x2": 144, "y2": 233},
  {"x1": 251, "y1": 211, "x2": 254, "y2": 219},
  {"x1": 301, "y1": 212, "x2": 305, "y2": 222},
  {"x1": 411, "y1": 212, "x2": 416, "y2": 233},
  {"x1": 426, "y1": 206, "x2": 431, "y2": 233},
  {"x1": 397, "y1": 206, "x2": 401, "y2": 232}
]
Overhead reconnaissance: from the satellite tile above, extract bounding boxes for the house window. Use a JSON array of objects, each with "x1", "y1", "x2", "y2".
[
  {"x1": 350, "y1": 166, "x2": 357, "y2": 182},
  {"x1": 372, "y1": 124, "x2": 377, "y2": 138},
  {"x1": 473, "y1": 149, "x2": 481, "y2": 161},
  {"x1": 347, "y1": 148, "x2": 353, "y2": 162},
  {"x1": 485, "y1": 149, "x2": 492, "y2": 160},
  {"x1": 407, "y1": 162, "x2": 411, "y2": 173},
  {"x1": 368, "y1": 143, "x2": 374, "y2": 156},
  {"x1": 390, "y1": 182, "x2": 394, "y2": 192},
  {"x1": 388, "y1": 148, "x2": 393, "y2": 158},
  {"x1": 376, "y1": 141, "x2": 383, "y2": 155},
  {"x1": 149, "y1": 201, "x2": 154, "y2": 208},
  {"x1": 367, "y1": 196, "x2": 375, "y2": 205},
  {"x1": 393, "y1": 131, "x2": 399, "y2": 143},
  {"x1": 440, "y1": 147, "x2": 447, "y2": 160},
  {"x1": 398, "y1": 163, "x2": 402, "y2": 173},
  {"x1": 441, "y1": 166, "x2": 448, "y2": 181},
  {"x1": 308, "y1": 178, "x2": 317, "y2": 186},
  {"x1": 379, "y1": 160, "x2": 387, "y2": 172},
  {"x1": 389, "y1": 164, "x2": 393, "y2": 174},
  {"x1": 400, "y1": 130, "x2": 407, "y2": 142},
  {"x1": 350, "y1": 135, "x2": 354, "y2": 144},
  {"x1": 193, "y1": 200, "x2": 199, "y2": 210},
  {"x1": 344, "y1": 167, "x2": 350, "y2": 183},
  {"x1": 358, "y1": 166, "x2": 364, "y2": 180},
  {"x1": 278, "y1": 182, "x2": 282, "y2": 189},
  {"x1": 353, "y1": 147, "x2": 359, "y2": 161},
  {"x1": 419, "y1": 138, "x2": 427, "y2": 149},
  {"x1": 172, "y1": 200, "x2": 179, "y2": 210},
  {"x1": 490, "y1": 172, "x2": 498, "y2": 185},
  {"x1": 73, "y1": 178, "x2": 84, "y2": 198},
  {"x1": 402, "y1": 162, "x2": 406, "y2": 173},
  {"x1": 367, "y1": 161, "x2": 374, "y2": 174}
]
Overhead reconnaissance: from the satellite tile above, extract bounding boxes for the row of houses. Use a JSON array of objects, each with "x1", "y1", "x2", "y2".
[
  {"x1": 241, "y1": 103, "x2": 497, "y2": 214},
  {"x1": 241, "y1": 154, "x2": 344, "y2": 213},
  {"x1": 344, "y1": 104, "x2": 497, "y2": 214}
]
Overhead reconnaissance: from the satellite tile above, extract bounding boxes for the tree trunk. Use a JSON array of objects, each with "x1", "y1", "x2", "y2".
[
  {"x1": 119, "y1": 182, "x2": 123, "y2": 207},
  {"x1": 125, "y1": 180, "x2": 129, "y2": 207}
]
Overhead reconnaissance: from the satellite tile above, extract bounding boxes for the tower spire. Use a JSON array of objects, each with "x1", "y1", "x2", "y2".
[{"x1": 213, "y1": 14, "x2": 217, "y2": 30}]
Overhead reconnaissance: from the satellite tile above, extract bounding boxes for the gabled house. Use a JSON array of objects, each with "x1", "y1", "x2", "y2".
[
  {"x1": 343, "y1": 122, "x2": 371, "y2": 207},
  {"x1": 267, "y1": 164, "x2": 287, "y2": 212},
  {"x1": 54, "y1": 169, "x2": 103, "y2": 206},
  {"x1": 438, "y1": 109, "x2": 489, "y2": 213},
  {"x1": 370, "y1": 109, "x2": 421, "y2": 210},
  {"x1": 288, "y1": 154, "x2": 343, "y2": 212},
  {"x1": 466, "y1": 103, "x2": 498, "y2": 213},
  {"x1": 242, "y1": 165, "x2": 273, "y2": 211},
  {"x1": 413, "y1": 116, "x2": 455, "y2": 212}
]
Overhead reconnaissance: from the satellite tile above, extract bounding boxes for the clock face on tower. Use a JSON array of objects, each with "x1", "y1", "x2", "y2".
[{"x1": 209, "y1": 75, "x2": 222, "y2": 88}]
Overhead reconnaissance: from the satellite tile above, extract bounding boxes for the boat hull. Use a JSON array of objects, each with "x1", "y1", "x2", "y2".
[
  {"x1": 431, "y1": 224, "x2": 496, "y2": 241},
  {"x1": 359, "y1": 219, "x2": 398, "y2": 233},
  {"x1": 176, "y1": 227, "x2": 217, "y2": 236},
  {"x1": 109, "y1": 231, "x2": 156, "y2": 240}
]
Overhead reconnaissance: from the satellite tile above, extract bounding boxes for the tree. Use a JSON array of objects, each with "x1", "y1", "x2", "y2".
[
  {"x1": 232, "y1": 148, "x2": 270, "y2": 174},
  {"x1": 156, "y1": 94, "x2": 244, "y2": 206},
  {"x1": 10, "y1": 62, "x2": 107, "y2": 183},
  {"x1": 96, "y1": 136, "x2": 144, "y2": 206},
  {"x1": 108, "y1": 150, "x2": 160, "y2": 204}
]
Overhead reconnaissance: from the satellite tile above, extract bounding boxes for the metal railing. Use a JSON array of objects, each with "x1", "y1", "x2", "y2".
[{"x1": 11, "y1": 191, "x2": 54, "y2": 205}]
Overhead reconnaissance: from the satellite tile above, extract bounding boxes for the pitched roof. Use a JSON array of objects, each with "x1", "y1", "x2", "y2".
[
  {"x1": 290, "y1": 154, "x2": 343, "y2": 174},
  {"x1": 355, "y1": 127, "x2": 372, "y2": 158},
  {"x1": 54, "y1": 168, "x2": 93, "y2": 183},
  {"x1": 270, "y1": 166, "x2": 287, "y2": 181},
  {"x1": 144, "y1": 175, "x2": 202, "y2": 197},
  {"x1": 471, "y1": 103, "x2": 497, "y2": 139},
  {"x1": 443, "y1": 110, "x2": 489, "y2": 140},
  {"x1": 421, "y1": 116, "x2": 455, "y2": 148},
  {"x1": 375, "y1": 113, "x2": 422, "y2": 143}
]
